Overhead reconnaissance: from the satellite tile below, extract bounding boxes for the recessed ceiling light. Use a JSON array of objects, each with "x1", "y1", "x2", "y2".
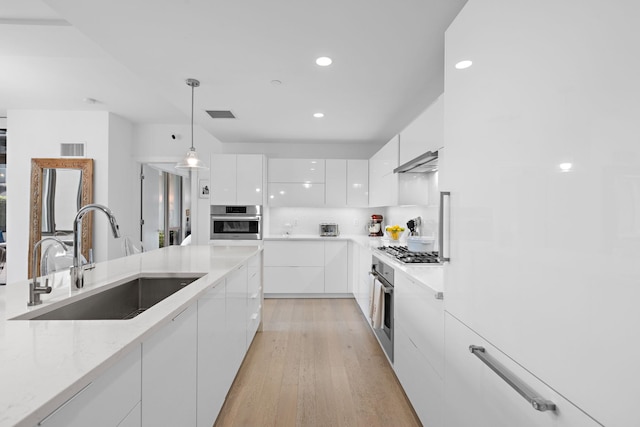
[
  {"x1": 270, "y1": 79, "x2": 282, "y2": 86},
  {"x1": 313, "y1": 112, "x2": 324, "y2": 118},
  {"x1": 315, "y1": 56, "x2": 332, "y2": 66},
  {"x1": 559, "y1": 162, "x2": 573, "y2": 172},
  {"x1": 83, "y1": 97, "x2": 98, "y2": 104},
  {"x1": 455, "y1": 60, "x2": 473, "y2": 70}
]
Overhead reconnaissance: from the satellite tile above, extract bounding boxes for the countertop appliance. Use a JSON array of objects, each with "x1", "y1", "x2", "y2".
[
  {"x1": 210, "y1": 205, "x2": 262, "y2": 240},
  {"x1": 370, "y1": 256, "x2": 394, "y2": 362},
  {"x1": 319, "y1": 223, "x2": 339, "y2": 237},
  {"x1": 377, "y1": 246, "x2": 441, "y2": 264},
  {"x1": 368, "y1": 214, "x2": 384, "y2": 237}
]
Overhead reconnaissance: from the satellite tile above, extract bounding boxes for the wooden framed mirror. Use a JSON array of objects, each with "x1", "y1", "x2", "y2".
[{"x1": 28, "y1": 158, "x2": 93, "y2": 277}]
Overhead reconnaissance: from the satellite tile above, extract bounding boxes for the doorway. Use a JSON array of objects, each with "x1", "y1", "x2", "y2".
[{"x1": 140, "y1": 164, "x2": 190, "y2": 251}]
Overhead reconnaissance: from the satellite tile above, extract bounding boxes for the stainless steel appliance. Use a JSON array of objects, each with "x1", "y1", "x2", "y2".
[
  {"x1": 210, "y1": 205, "x2": 262, "y2": 240},
  {"x1": 319, "y1": 223, "x2": 339, "y2": 237},
  {"x1": 377, "y1": 246, "x2": 441, "y2": 264},
  {"x1": 370, "y1": 256, "x2": 394, "y2": 361}
]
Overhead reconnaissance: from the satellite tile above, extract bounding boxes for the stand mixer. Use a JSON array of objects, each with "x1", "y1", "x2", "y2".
[{"x1": 368, "y1": 214, "x2": 384, "y2": 237}]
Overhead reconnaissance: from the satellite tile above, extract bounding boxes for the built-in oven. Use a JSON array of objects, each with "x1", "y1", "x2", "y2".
[
  {"x1": 370, "y1": 256, "x2": 394, "y2": 362},
  {"x1": 210, "y1": 205, "x2": 262, "y2": 240}
]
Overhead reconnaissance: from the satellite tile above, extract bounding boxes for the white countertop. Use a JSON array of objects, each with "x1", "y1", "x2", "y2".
[{"x1": 0, "y1": 244, "x2": 261, "y2": 427}]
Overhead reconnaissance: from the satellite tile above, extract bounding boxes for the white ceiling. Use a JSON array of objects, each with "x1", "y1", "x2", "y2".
[{"x1": 1, "y1": 0, "x2": 466, "y2": 148}]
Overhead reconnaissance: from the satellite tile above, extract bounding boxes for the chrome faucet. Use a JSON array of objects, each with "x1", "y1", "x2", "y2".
[
  {"x1": 70, "y1": 204, "x2": 121, "y2": 289},
  {"x1": 29, "y1": 237, "x2": 69, "y2": 306}
]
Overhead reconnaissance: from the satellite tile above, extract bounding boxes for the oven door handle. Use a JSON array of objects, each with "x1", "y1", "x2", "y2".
[
  {"x1": 371, "y1": 275, "x2": 393, "y2": 294},
  {"x1": 211, "y1": 216, "x2": 261, "y2": 221}
]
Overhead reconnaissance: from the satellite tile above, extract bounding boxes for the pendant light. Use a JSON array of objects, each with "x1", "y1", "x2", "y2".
[{"x1": 176, "y1": 78, "x2": 208, "y2": 170}]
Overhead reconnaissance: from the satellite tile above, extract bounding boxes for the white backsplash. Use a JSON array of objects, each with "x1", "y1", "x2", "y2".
[
  {"x1": 267, "y1": 207, "x2": 380, "y2": 237},
  {"x1": 266, "y1": 205, "x2": 440, "y2": 244},
  {"x1": 383, "y1": 205, "x2": 440, "y2": 242}
]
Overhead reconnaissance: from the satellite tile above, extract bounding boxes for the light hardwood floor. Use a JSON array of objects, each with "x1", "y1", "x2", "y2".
[{"x1": 214, "y1": 298, "x2": 421, "y2": 427}]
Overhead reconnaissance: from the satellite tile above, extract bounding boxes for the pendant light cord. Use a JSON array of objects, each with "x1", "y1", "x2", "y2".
[{"x1": 190, "y1": 82, "x2": 195, "y2": 150}]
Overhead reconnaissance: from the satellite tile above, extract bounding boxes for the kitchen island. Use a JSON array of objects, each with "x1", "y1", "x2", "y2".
[{"x1": 0, "y1": 244, "x2": 262, "y2": 427}]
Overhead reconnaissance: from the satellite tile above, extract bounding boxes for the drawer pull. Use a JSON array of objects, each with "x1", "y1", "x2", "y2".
[
  {"x1": 469, "y1": 345, "x2": 556, "y2": 412},
  {"x1": 39, "y1": 382, "x2": 93, "y2": 425}
]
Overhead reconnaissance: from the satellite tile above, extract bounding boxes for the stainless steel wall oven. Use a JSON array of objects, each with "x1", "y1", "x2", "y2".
[
  {"x1": 210, "y1": 205, "x2": 262, "y2": 240},
  {"x1": 370, "y1": 256, "x2": 394, "y2": 361}
]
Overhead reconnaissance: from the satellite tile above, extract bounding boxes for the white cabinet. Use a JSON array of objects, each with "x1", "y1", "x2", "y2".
[
  {"x1": 442, "y1": 1, "x2": 638, "y2": 425},
  {"x1": 399, "y1": 94, "x2": 444, "y2": 165},
  {"x1": 246, "y1": 252, "x2": 263, "y2": 347},
  {"x1": 352, "y1": 243, "x2": 372, "y2": 317},
  {"x1": 368, "y1": 135, "x2": 399, "y2": 207},
  {"x1": 267, "y1": 182, "x2": 325, "y2": 207},
  {"x1": 444, "y1": 314, "x2": 600, "y2": 427},
  {"x1": 394, "y1": 272, "x2": 444, "y2": 427},
  {"x1": 142, "y1": 304, "x2": 197, "y2": 427},
  {"x1": 264, "y1": 266, "x2": 325, "y2": 294},
  {"x1": 268, "y1": 159, "x2": 325, "y2": 207},
  {"x1": 324, "y1": 241, "x2": 348, "y2": 293},
  {"x1": 346, "y1": 159, "x2": 368, "y2": 207},
  {"x1": 263, "y1": 240, "x2": 349, "y2": 296},
  {"x1": 38, "y1": 346, "x2": 142, "y2": 427},
  {"x1": 325, "y1": 159, "x2": 347, "y2": 206},
  {"x1": 211, "y1": 154, "x2": 263, "y2": 205},
  {"x1": 197, "y1": 281, "x2": 228, "y2": 427},
  {"x1": 226, "y1": 263, "x2": 248, "y2": 373},
  {"x1": 268, "y1": 158, "x2": 325, "y2": 183}
]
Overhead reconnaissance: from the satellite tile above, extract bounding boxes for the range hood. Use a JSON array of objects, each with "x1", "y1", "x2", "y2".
[{"x1": 393, "y1": 150, "x2": 438, "y2": 173}]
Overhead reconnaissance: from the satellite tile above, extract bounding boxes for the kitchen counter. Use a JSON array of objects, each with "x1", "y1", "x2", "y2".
[
  {"x1": 0, "y1": 244, "x2": 261, "y2": 427},
  {"x1": 264, "y1": 234, "x2": 443, "y2": 293}
]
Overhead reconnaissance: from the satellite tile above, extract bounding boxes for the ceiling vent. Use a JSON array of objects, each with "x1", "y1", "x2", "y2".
[
  {"x1": 206, "y1": 110, "x2": 236, "y2": 119},
  {"x1": 60, "y1": 143, "x2": 85, "y2": 157}
]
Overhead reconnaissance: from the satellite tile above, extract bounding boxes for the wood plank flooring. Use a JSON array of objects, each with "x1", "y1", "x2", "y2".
[{"x1": 214, "y1": 298, "x2": 421, "y2": 427}]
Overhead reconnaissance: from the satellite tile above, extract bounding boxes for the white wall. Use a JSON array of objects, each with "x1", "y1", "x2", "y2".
[
  {"x1": 7, "y1": 110, "x2": 110, "y2": 283},
  {"x1": 134, "y1": 124, "x2": 221, "y2": 245},
  {"x1": 107, "y1": 113, "x2": 135, "y2": 259}
]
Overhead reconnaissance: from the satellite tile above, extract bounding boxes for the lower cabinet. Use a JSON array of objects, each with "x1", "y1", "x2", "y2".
[
  {"x1": 38, "y1": 346, "x2": 142, "y2": 427},
  {"x1": 394, "y1": 272, "x2": 444, "y2": 427},
  {"x1": 444, "y1": 313, "x2": 600, "y2": 427},
  {"x1": 226, "y1": 263, "x2": 249, "y2": 372},
  {"x1": 263, "y1": 240, "x2": 349, "y2": 296},
  {"x1": 197, "y1": 281, "x2": 229, "y2": 427},
  {"x1": 352, "y1": 243, "x2": 372, "y2": 318},
  {"x1": 247, "y1": 252, "x2": 263, "y2": 347},
  {"x1": 142, "y1": 304, "x2": 198, "y2": 427}
]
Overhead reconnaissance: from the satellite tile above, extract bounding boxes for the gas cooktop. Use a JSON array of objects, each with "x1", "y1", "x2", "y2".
[{"x1": 377, "y1": 246, "x2": 441, "y2": 264}]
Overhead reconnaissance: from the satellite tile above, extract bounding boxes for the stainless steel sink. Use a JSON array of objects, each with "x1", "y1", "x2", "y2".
[{"x1": 21, "y1": 276, "x2": 202, "y2": 320}]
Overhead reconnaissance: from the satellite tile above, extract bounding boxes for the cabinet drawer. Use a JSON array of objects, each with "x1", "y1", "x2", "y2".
[
  {"x1": 264, "y1": 266, "x2": 324, "y2": 294},
  {"x1": 39, "y1": 346, "x2": 141, "y2": 427},
  {"x1": 395, "y1": 273, "x2": 444, "y2": 377},
  {"x1": 264, "y1": 241, "x2": 324, "y2": 266},
  {"x1": 395, "y1": 325, "x2": 443, "y2": 427},
  {"x1": 444, "y1": 314, "x2": 600, "y2": 427}
]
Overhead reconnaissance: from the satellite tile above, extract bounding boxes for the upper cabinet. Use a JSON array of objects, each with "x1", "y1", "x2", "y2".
[
  {"x1": 368, "y1": 136, "x2": 399, "y2": 207},
  {"x1": 211, "y1": 154, "x2": 264, "y2": 206},
  {"x1": 268, "y1": 159, "x2": 325, "y2": 207},
  {"x1": 268, "y1": 159, "x2": 325, "y2": 183},
  {"x1": 346, "y1": 159, "x2": 369, "y2": 207},
  {"x1": 399, "y1": 94, "x2": 444, "y2": 165},
  {"x1": 268, "y1": 158, "x2": 368, "y2": 207}
]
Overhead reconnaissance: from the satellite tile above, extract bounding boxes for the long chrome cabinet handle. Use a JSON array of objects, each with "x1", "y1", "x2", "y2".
[
  {"x1": 469, "y1": 345, "x2": 556, "y2": 412},
  {"x1": 439, "y1": 191, "x2": 451, "y2": 262}
]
